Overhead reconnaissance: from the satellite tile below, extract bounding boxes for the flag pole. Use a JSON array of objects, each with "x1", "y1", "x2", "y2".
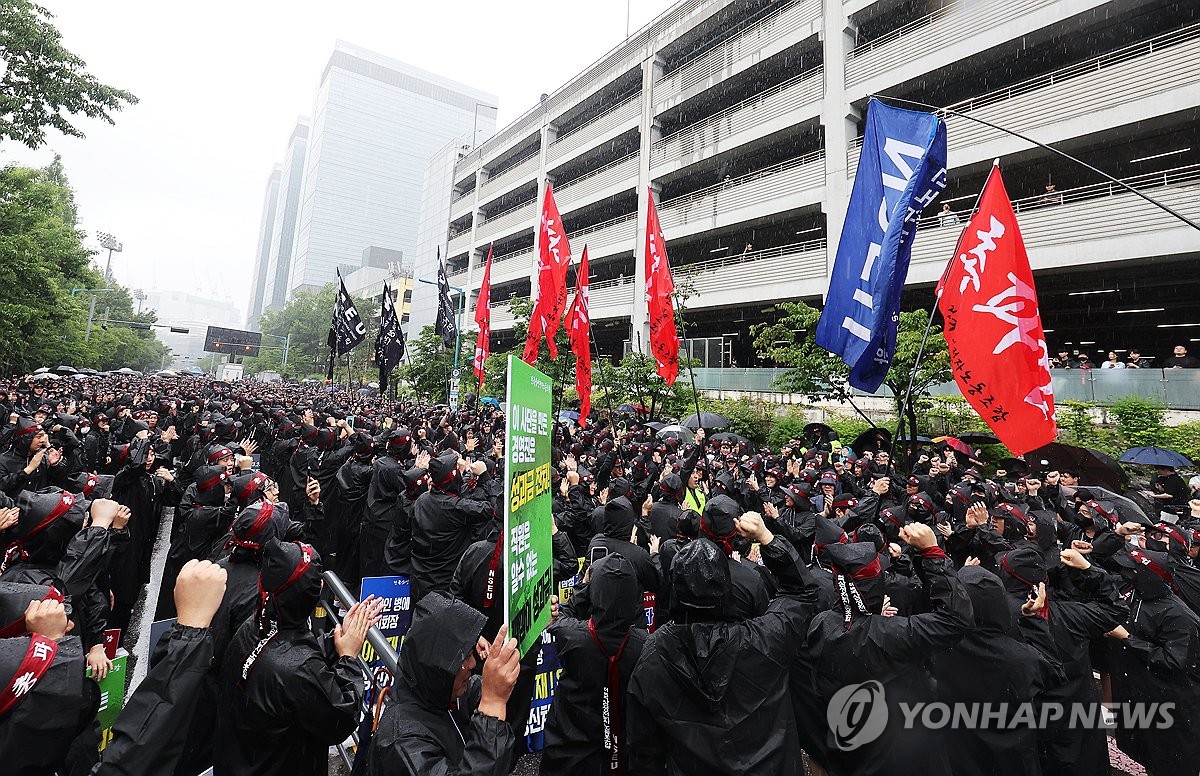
[
  {"x1": 871, "y1": 94, "x2": 1200, "y2": 233},
  {"x1": 673, "y1": 291, "x2": 703, "y2": 426},
  {"x1": 587, "y1": 326, "x2": 615, "y2": 422},
  {"x1": 888, "y1": 162, "x2": 997, "y2": 471}
]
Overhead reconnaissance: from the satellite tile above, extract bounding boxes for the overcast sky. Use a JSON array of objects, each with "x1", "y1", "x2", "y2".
[{"x1": 2, "y1": 0, "x2": 675, "y2": 320}]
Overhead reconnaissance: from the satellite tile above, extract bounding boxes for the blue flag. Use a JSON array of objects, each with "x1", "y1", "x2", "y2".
[{"x1": 815, "y1": 100, "x2": 947, "y2": 392}]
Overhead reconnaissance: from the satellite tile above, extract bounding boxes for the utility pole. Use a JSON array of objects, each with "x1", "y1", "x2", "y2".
[{"x1": 72, "y1": 287, "x2": 114, "y2": 343}]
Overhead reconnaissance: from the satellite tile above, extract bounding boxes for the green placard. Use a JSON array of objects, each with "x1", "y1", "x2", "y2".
[
  {"x1": 503, "y1": 355, "x2": 555, "y2": 657},
  {"x1": 95, "y1": 650, "x2": 128, "y2": 751}
]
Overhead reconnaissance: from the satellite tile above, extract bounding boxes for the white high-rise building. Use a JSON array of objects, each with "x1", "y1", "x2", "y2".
[{"x1": 285, "y1": 41, "x2": 497, "y2": 298}]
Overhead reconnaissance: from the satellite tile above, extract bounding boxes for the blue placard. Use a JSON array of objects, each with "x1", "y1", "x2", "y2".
[{"x1": 359, "y1": 575, "x2": 412, "y2": 703}]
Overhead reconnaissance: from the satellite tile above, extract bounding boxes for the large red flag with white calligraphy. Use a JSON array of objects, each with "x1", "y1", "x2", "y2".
[
  {"x1": 645, "y1": 188, "x2": 679, "y2": 385},
  {"x1": 473, "y1": 244, "x2": 493, "y2": 391},
  {"x1": 937, "y1": 164, "x2": 1056, "y2": 455},
  {"x1": 523, "y1": 183, "x2": 572, "y2": 363},
  {"x1": 566, "y1": 246, "x2": 592, "y2": 427}
]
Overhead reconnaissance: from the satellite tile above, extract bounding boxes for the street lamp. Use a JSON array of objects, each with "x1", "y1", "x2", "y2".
[
  {"x1": 72, "y1": 287, "x2": 115, "y2": 343},
  {"x1": 97, "y1": 232, "x2": 123, "y2": 280}
]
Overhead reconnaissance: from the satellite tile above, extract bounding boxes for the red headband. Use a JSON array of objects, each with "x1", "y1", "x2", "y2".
[
  {"x1": 0, "y1": 635, "x2": 58, "y2": 716},
  {"x1": 239, "y1": 472, "x2": 268, "y2": 505},
  {"x1": 1127, "y1": 548, "x2": 1174, "y2": 586},
  {"x1": 850, "y1": 555, "x2": 882, "y2": 581},
  {"x1": 233, "y1": 502, "x2": 275, "y2": 550}
]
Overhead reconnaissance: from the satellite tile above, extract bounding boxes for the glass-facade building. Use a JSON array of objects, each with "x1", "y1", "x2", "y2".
[{"x1": 285, "y1": 41, "x2": 497, "y2": 298}]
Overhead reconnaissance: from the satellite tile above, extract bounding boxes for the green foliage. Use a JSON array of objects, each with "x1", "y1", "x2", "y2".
[
  {"x1": 398, "y1": 325, "x2": 475, "y2": 403},
  {"x1": 0, "y1": 1, "x2": 138, "y2": 148},
  {"x1": 245, "y1": 284, "x2": 338, "y2": 379},
  {"x1": 0, "y1": 163, "x2": 167, "y2": 373},
  {"x1": 825, "y1": 414, "x2": 880, "y2": 448},
  {"x1": 1160, "y1": 423, "x2": 1200, "y2": 463},
  {"x1": 767, "y1": 414, "x2": 808, "y2": 449},
  {"x1": 1108, "y1": 396, "x2": 1168, "y2": 448},
  {"x1": 752, "y1": 301, "x2": 851, "y2": 401},
  {"x1": 704, "y1": 398, "x2": 776, "y2": 444}
]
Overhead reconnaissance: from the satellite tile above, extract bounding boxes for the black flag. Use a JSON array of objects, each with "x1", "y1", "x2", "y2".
[
  {"x1": 435, "y1": 251, "x2": 458, "y2": 350},
  {"x1": 327, "y1": 269, "x2": 367, "y2": 378},
  {"x1": 375, "y1": 282, "x2": 405, "y2": 393}
]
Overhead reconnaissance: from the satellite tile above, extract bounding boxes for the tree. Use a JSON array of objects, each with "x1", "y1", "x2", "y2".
[
  {"x1": 399, "y1": 325, "x2": 474, "y2": 403},
  {"x1": 0, "y1": 1, "x2": 138, "y2": 148},
  {"x1": 753, "y1": 302, "x2": 951, "y2": 459},
  {"x1": 245, "y1": 284, "x2": 338, "y2": 379}
]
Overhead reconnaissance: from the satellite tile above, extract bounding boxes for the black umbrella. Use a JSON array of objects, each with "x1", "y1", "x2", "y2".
[
  {"x1": 994, "y1": 457, "x2": 1029, "y2": 476},
  {"x1": 710, "y1": 432, "x2": 751, "y2": 449},
  {"x1": 681, "y1": 412, "x2": 730, "y2": 430},
  {"x1": 1063, "y1": 486, "x2": 1155, "y2": 527},
  {"x1": 851, "y1": 427, "x2": 892, "y2": 455},
  {"x1": 1026, "y1": 443, "x2": 1129, "y2": 491},
  {"x1": 52, "y1": 365, "x2": 77, "y2": 375},
  {"x1": 78, "y1": 367, "x2": 99, "y2": 375},
  {"x1": 644, "y1": 421, "x2": 667, "y2": 432},
  {"x1": 958, "y1": 431, "x2": 1001, "y2": 446},
  {"x1": 896, "y1": 434, "x2": 933, "y2": 443}
]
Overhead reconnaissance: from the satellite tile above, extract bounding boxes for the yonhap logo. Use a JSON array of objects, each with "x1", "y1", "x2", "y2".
[{"x1": 828, "y1": 681, "x2": 888, "y2": 750}]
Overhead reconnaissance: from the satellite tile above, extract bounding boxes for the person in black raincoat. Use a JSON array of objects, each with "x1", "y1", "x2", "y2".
[
  {"x1": 0, "y1": 595, "x2": 88, "y2": 775},
  {"x1": 361, "y1": 429, "x2": 415, "y2": 582},
  {"x1": 587, "y1": 496, "x2": 660, "y2": 595},
  {"x1": 807, "y1": 524, "x2": 973, "y2": 776},
  {"x1": 0, "y1": 417, "x2": 69, "y2": 497},
  {"x1": 369, "y1": 592, "x2": 521, "y2": 776},
  {"x1": 542, "y1": 554, "x2": 647, "y2": 776},
  {"x1": 215, "y1": 539, "x2": 382, "y2": 776},
  {"x1": 382, "y1": 463, "x2": 430, "y2": 577},
  {"x1": 932, "y1": 565, "x2": 1060, "y2": 776},
  {"x1": 626, "y1": 512, "x2": 818, "y2": 776},
  {"x1": 324, "y1": 431, "x2": 375, "y2": 579},
  {"x1": 1108, "y1": 545, "x2": 1200, "y2": 776},
  {"x1": 1, "y1": 490, "x2": 126, "y2": 683},
  {"x1": 410, "y1": 451, "x2": 494, "y2": 604},
  {"x1": 109, "y1": 435, "x2": 171, "y2": 633},
  {"x1": 156, "y1": 463, "x2": 231, "y2": 618}
]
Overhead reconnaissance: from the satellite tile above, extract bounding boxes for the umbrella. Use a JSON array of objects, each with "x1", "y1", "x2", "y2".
[
  {"x1": 680, "y1": 412, "x2": 730, "y2": 430},
  {"x1": 958, "y1": 431, "x2": 1001, "y2": 446},
  {"x1": 156, "y1": 370, "x2": 178, "y2": 377},
  {"x1": 657, "y1": 425, "x2": 695, "y2": 444},
  {"x1": 617, "y1": 403, "x2": 649, "y2": 417},
  {"x1": 644, "y1": 421, "x2": 667, "y2": 431},
  {"x1": 557, "y1": 410, "x2": 580, "y2": 422},
  {"x1": 32, "y1": 367, "x2": 49, "y2": 374},
  {"x1": 933, "y1": 436, "x2": 976, "y2": 456},
  {"x1": 29, "y1": 372, "x2": 59, "y2": 381},
  {"x1": 78, "y1": 367, "x2": 99, "y2": 375},
  {"x1": 53, "y1": 365, "x2": 77, "y2": 375},
  {"x1": 1119, "y1": 446, "x2": 1193, "y2": 468},
  {"x1": 994, "y1": 457, "x2": 1029, "y2": 476},
  {"x1": 802, "y1": 422, "x2": 839, "y2": 444},
  {"x1": 1026, "y1": 443, "x2": 1129, "y2": 491},
  {"x1": 851, "y1": 427, "x2": 892, "y2": 455},
  {"x1": 896, "y1": 434, "x2": 933, "y2": 443},
  {"x1": 710, "y1": 431, "x2": 751, "y2": 448},
  {"x1": 114, "y1": 367, "x2": 141, "y2": 376},
  {"x1": 480, "y1": 397, "x2": 501, "y2": 409},
  {"x1": 1062, "y1": 486, "x2": 1155, "y2": 527}
]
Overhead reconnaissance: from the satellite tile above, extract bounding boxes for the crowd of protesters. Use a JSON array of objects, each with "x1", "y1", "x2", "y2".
[{"x1": 1, "y1": 371, "x2": 1199, "y2": 776}]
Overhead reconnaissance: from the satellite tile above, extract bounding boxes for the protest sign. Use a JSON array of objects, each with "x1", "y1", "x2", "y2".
[
  {"x1": 96, "y1": 650, "x2": 128, "y2": 751},
  {"x1": 359, "y1": 575, "x2": 412, "y2": 703},
  {"x1": 503, "y1": 355, "x2": 555, "y2": 657}
]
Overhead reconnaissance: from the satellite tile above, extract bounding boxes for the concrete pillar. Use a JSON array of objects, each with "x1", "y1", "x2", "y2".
[
  {"x1": 632, "y1": 51, "x2": 665, "y2": 354},
  {"x1": 531, "y1": 116, "x2": 559, "y2": 302},
  {"x1": 820, "y1": 1, "x2": 859, "y2": 302}
]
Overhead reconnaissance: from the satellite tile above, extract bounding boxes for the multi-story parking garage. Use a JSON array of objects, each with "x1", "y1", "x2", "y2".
[{"x1": 439, "y1": 0, "x2": 1200, "y2": 369}]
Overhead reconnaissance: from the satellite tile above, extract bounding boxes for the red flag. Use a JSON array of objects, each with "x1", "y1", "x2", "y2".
[
  {"x1": 566, "y1": 247, "x2": 592, "y2": 427},
  {"x1": 644, "y1": 188, "x2": 679, "y2": 385},
  {"x1": 523, "y1": 183, "x2": 572, "y2": 363},
  {"x1": 473, "y1": 245, "x2": 493, "y2": 391},
  {"x1": 937, "y1": 165, "x2": 1057, "y2": 455}
]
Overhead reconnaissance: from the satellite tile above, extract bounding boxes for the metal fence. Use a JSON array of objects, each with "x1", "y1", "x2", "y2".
[{"x1": 692, "y1": 367, "x2": 1200, "y2": 410}]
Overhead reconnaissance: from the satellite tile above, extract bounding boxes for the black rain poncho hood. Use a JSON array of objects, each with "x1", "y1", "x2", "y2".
[{"x1": 398, "y1": 592, "x2": 486, "y2": 710}]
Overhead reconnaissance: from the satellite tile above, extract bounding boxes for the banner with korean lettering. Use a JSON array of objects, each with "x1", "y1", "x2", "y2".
[
  {"x1": 566, "y1": 246, "x2": 592, "y2": 426},
  {"x1": 937, "y1": 164, "x2": 1057, "y2": 455},
  {"x1": 504, "y1": 355, "x2": 555, "y2": 656},
  {"x1": 474, "y1": 245, "x2": 493, "y2": 391},
  {"x1": 523, "y1": 183, "x2": 572, "y2": 363},
  {"x1": 358, "y1": 575, "x2": 412, "y2": 704},
  {"x1": 815, "y1": 99, "x2": 948, "y2": 391},
  {"x1": 644, "y1": 188, "x2": 679, "y2": 385}
]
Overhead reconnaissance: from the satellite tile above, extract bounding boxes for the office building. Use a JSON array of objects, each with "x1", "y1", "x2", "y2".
[
  {"x1": 409, "y1": 137, "x2": 480, "y2": 337},
  {"x1": 246, "y1": 165, "x2": 281, "y2": 327},
  {"x1": 442, "y1": 0, "x2": 1200, "y2": 367},
  {"x1": 284, "y1": 41, "x2": 497, "y2": 299},
  {"x1": 144, "y1": 289, "x2": 243, "y2": 370}
]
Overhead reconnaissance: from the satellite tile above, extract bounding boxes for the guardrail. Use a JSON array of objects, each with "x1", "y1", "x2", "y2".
[
  {"x1": 692, "y1": 367, "x2": 1200, "y2": 410},
  {"x1": 318, "y1": 570, "x2": 400, "y2": 771}
]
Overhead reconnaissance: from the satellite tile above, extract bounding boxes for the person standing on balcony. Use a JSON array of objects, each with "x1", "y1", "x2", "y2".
[
  {"x1": 1100, "y1": 351, "x2": 1126, "y2": 369},
  {"x1": 1126, "y1": 349, "x2": 1146, "y2": 368},
  {"x1": 938, "y1": 203, "x2": 959, "y2": 227},
  {"x1": 1164, "y1": 344, "x2": 1199, "y2": 368}
]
